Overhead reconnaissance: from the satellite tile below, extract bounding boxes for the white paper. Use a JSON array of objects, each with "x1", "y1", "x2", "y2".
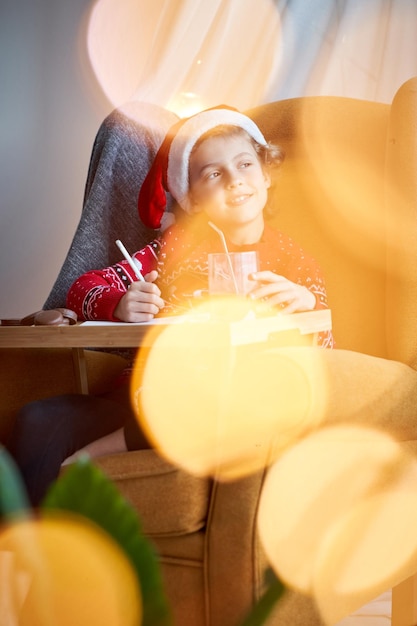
[{"x1": 80, "y1": 313, "x2": 210, "y2": 326}]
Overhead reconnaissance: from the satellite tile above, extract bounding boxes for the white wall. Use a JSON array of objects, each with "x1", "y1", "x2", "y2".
[{"x1": 0, "y1": 1, "x2": 110, "y2": 318}]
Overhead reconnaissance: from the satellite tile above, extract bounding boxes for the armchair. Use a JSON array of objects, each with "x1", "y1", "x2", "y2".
[
  {"x1": 2, "y1": 77, "x2": 417, "y2": 625},
  {"x1": 93, "y1": 76, "x2": 417, "y2": 625}
]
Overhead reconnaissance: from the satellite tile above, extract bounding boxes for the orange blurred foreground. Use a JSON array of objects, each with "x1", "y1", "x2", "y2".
[
  {"x1": 0, "y1": 514, "x2": 142, "y2": 626},
  {"x1": 131, "y1": 298, "x2": 328, "y2": 479},
  {"x1": 258, "y1": 424, "x2": 417, "y2": 624}
]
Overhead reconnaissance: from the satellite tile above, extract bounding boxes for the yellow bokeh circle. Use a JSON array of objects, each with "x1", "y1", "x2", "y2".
[
  {"x1": 0, "y1": 514, "x2": 142, "y2": 626},
  {"x1": 131, "y1": 298, "x2": 327, "y2": 479},
  {"x1": 257, "y1": 424, "x2": 417, "y2": 624}
]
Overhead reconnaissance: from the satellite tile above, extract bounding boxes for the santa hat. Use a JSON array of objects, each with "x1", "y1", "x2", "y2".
[{"x1": 138, "y1": 106, "x2": 267, "y2": 229}]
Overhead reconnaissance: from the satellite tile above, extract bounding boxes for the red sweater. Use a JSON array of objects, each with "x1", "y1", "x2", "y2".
[
  {"x1": 67, "y1": 240, "x2": 160, "y2": 321},
  {"x1": 67, "y1": 220, "x2": 333, "y2": 347}
]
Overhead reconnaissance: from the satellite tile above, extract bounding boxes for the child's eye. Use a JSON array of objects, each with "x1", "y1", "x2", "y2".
[
  {"x1": 207, "y1": 171, "x2": 220, "y2": 180},
  {"x1": 240, "y1": 161, "x2": 252, "y2": 169}
]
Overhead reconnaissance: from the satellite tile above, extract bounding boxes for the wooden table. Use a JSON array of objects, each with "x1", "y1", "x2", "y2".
[{"x1": 0, "y1": 309, "x2": 332, "y2": 393}]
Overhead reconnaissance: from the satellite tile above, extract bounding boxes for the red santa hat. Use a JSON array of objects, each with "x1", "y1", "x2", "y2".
[{"x1": 138, "y1": 106, "x2": 267, "y2": 229}]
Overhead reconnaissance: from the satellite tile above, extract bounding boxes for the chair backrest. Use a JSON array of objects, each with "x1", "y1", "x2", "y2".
[
  {"x1": 247, "y1": 77, "x2": 417, "y2": 366},
  {"x1": 385, "y1": 77, "x2": 417, "y2": 368},
  {"x1": 43, "y1": 102, "x2": 179, "y2": 310}
]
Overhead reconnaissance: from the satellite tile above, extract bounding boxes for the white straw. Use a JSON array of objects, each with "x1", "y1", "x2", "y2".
[
  {"x1": 115, "y1": 239, "x2": 145, "y2": 281},
  {"x1": 208, "y1": 221, "x2": 239, "y2": 294}
]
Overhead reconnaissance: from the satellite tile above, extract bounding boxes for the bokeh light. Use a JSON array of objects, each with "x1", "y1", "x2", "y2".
[
  {"x1": 131, "y1": 298, "x2": 329, "y2": 479},
  {"x1": 296, "y1": 100, "x2": 386, "y2": 271},
  {"x1": 257, "y1": 424, "x2": 417, "y2": 624},
  {"x1": 0, "y1": 513, "x2": 141, "y2": 626},
  {"x1": 84, "y1": 0, "x2": 281, "y2": 115}
]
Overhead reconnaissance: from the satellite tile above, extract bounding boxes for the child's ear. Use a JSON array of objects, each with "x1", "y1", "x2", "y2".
[
  {"x1": 187, "y1": 194, "x2": 203, "y2": 215},
  {"x1": 264, "y1": 170, "x2": 271, "y2": 189}
]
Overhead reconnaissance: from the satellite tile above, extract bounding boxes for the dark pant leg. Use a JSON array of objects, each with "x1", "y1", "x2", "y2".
[
  {"x1": 100, "y1": 382, "x2": 153, "y2": 451},
  {"x1": 5, "y1": 393, "x2": 131, "y2": 507}
]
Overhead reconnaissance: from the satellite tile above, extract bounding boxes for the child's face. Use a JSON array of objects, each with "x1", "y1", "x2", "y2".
[{"x1": 188, "y1": 133, "x2": 270, "y2": 235}]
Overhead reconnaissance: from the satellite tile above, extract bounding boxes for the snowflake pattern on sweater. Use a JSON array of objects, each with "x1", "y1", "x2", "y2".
[
  {"x1": 156, "y1": 220, "x2": 334, "y2": 348},
  {"x1": 67, "y1": 220, "x2": 333, "y2": 347},
  {"x1": 67, "y1": 241, "x2": 160, "y2": 321}
]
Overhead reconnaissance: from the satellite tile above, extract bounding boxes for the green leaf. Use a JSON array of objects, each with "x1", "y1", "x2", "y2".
[
  {"x1": 0, "y1": 445, "x2": 30, "y2": 520},
  {"x1": 42, "y1": 456, "x2": 171, "y2": 626},
  {"x1": 239, "y1": 568, "x2": 285, "y2": 626}
]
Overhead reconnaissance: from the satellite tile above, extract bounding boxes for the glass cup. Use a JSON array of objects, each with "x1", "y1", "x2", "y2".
[{"x1": 208, "y1": 251, "x2": 259, "y2": 296}]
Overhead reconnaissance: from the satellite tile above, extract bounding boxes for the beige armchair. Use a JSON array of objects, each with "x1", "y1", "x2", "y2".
[{"x1": 2, "y1": 77, "x2": 417, "y2": 625}]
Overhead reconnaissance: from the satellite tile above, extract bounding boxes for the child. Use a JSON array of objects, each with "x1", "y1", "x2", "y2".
[
  {"x1": 68, "y1": 107, "x2": 332, "y2": 348},
  {"x1": 7, "y1": 107, "x2": 333, "y2": 505}
]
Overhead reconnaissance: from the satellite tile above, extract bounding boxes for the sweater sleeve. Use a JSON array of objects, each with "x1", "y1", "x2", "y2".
[
  {"x1": 293, "y1": 258, "x2": 335, "y2": 349},
  {"x1": 275, "y1": 231, "x2": 334, "y2": 349},
  {"x1": 66, "y1": 240, "x2": 160, "y2": 321}
]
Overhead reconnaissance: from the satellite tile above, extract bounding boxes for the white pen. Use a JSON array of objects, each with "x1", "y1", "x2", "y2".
[{"x1": 115, "y1": 239, "x2": 145, "y2": 282}]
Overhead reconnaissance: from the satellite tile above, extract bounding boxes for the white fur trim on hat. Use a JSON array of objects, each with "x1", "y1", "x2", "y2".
[{"x1": 166, "y1": 109, "x2": 267, "y2": 212}]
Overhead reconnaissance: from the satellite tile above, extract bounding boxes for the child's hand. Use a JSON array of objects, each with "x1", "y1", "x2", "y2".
[
  {"x1": 113, "y1": 270, "x2": 165, "y2": 322},
  {"x1": 249, "y1": 271, "x2": 316, "y2": 314}
]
